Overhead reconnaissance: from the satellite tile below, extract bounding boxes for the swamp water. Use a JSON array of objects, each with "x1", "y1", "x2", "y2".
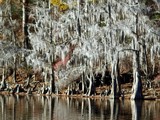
[{"x1": 0, "y1": 95, "x2": 160, "y2": 120}]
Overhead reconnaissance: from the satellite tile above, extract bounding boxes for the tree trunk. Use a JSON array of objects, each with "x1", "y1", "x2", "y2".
[
  {"x1": 0, "y1": 66, "x2": 6, "y2": 90},
  {"x1": 81, "y1": 72, "x2": 85, "y2": 94},
  {"x1": 50, "y1": 64, "x2": 55, "y2": 93},
  {"x1": 110, "y1": 53, "x2": 121, "y2": 99},
  {"x1": 108, "y1": 1, "x2": 121, "y2": 99},
  {"x1": 67, "y1": 85, "x2": 70, "y2": 95},
  {"x1": 87, "y1": 75, "x2": 92, "y2": 96},
  {"x1": 25, "y1": 76, "x2": 31, "y2": 88},
  {"x1": 131, "y1": 13, "x2": 143, "y2": 99},
  {"x1": 50, "y1": 51, "x2": 55, "y2": 93},
  {"x1": 131, "y1": 51, "x2": 143, "y2": 99},
  {"x1": 13, "y1": 56, "x2": 16, "y2": 83},
  {"x1": 23, "y1": 0, "x2": 30, "y2": 49}
]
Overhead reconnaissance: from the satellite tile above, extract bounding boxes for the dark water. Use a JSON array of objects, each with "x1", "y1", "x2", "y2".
[{"x1": 0, "y1": 95, "x2": 160, "y2": 120}]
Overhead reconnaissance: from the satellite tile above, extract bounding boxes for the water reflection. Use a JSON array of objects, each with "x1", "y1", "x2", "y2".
[
  {"x1": 0, "y1": 95, "x2": 160, "y2": 120},
  {"x1": 109, "y1": 99, "x2": 120, "y2": 120},
  {"x1": 131, "y1": 100, "x2": 142, "y2": 120}
]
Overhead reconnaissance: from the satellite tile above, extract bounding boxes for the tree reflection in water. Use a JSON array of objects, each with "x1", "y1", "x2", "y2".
[
  {"x1": 0, "y1": 95, "x2": 160, "y2": 120},
  {"x1": 131, "y1": 100, "x2": 142, "y2": 120},
  {"x1": 109, "y1": 99, "x2": 120, "y2": 120}
]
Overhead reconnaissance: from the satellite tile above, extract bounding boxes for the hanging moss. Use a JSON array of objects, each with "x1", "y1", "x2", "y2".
[{"x1": 116, "y1": 9, "x2": 126, "y2": 20}]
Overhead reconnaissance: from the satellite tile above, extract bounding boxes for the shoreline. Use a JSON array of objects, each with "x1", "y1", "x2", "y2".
[{"x1": 0, "y1": 90, "x2": 159, "y2": 100}]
